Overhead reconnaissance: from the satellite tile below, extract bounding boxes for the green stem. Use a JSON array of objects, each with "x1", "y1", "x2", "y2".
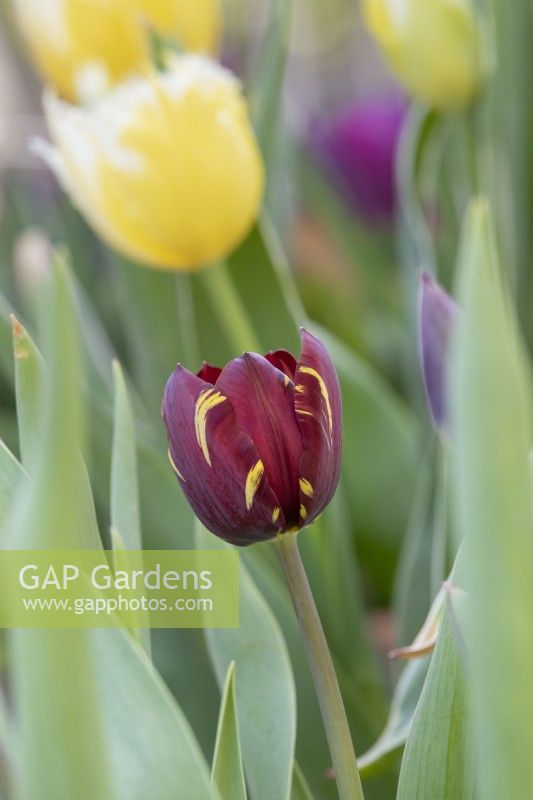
[
  {"x1": 277, "y1": 531, "x2": 364, "y2": 800},
  {"x1": 200, "y1": 262, "x2": 262, "y2": 354},
  {"x1": 175, "y1": 273, "x2": 200, "y2": 368}
]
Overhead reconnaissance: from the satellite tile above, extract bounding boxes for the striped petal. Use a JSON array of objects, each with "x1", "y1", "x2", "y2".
[
  {"x1": 216, "y1": 353, "x2": 304, "y2": 528},
  {"x1": 162, "y1": 365, "x2": 285, "y2": 545},
  {"x1": 294, "y1": 329, "x2": 342, "y2": 525}
]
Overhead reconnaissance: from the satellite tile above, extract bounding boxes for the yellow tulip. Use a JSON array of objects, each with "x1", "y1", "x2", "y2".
[
  {"x1": 364, "y1": 0, "x2": 482, "y2": 112},
  {"x1": 12, "y1": 0, "x2": 220, "y2": 102},
  {"x1": 39, "y1": 56, "x2": 264, "y2": 270}
]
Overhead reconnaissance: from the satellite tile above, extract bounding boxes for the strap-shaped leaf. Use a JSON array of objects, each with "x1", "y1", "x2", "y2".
[
  {"x1": 451, "y1": 200, "x2": 533, "y2": 798},
  {"x1": 211, "y1": 662, "x2": 247, "y2": 800},
  {"x1": 196, "y1": 521, "x2": 296, "y2": 800}
]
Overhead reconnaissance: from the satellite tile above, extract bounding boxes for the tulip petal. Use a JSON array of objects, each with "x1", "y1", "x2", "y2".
[
  {"x1": 264, "y1": 350, "x2": 297, "y2": 379},
  {"x1": 216, "y1": 354, "x2": 303, "y2": 527},
  {"x1": 294, "y1": 329, "x2": 342, "y2": 525},
  {"x1": 419, "y1": 273, "x2": 458, "y2": 428},
  {"x1": 162, "y1": 365, "x2": 285, "y2": 545},
  {"x1": 197, "y1": 362, "x2": 222, "y2": 384}
]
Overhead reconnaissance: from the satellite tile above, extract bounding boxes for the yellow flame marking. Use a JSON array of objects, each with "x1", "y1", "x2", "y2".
[
  {"x1": 299, "y1": 478, "x2": 314, "y2": 498},
  {"x1": 300, "y1": 504, "x2": 308, "y2": 520},
  {"x1": 295, "y1": 384, "x2": 306, "y2": 393},
  {"x1": 167, "y1": 449, "x2": 185, "y2": 481},
  {"x1": 194, "y1": 389, "x2": 226, "y2": 466},
  {"x1": 284, "y1": 375, "x2": 290, "y2": 387},
  {"x1": 272, "y1": 507, "x2": 280, "y2": 523},
  {"x1": 299, "y1": 367, "x2": 333, "y2": 434},
  {"x1": 245, "y1": 460, "x2": 264, "y2": 510}
]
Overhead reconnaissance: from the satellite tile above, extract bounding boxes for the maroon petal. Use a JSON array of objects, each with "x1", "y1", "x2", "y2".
[
  {"x1": 197, "y1": 362, "x2": 222, "y2": 384},
  {"x1": 294, "y1": 329, "x2": 342, "y2": 525},
  {"x1": 162, "y1": 365, "x2": 285, "y2": 545},
  {"x1": 216, "y1": 353, "x2": 304, "y2": 527},
  {"x1": 264, "y1": 349, "x2": 297, "y2": 379}
]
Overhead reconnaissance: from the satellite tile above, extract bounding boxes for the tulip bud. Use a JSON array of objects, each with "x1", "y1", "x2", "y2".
[
  {"x1": 363, "y1": 0, "x2": 482, "y2": 112},
  {"x1": 419, "y1": 273, "x2": 458, "y2": 428},
  {"x1": 11, "y1": 0, "x2": 220, "y2": 103},
  {"x1": 162, "y1": 330, "x2": 342, "y2": 546},
  {"x1": 38, "y1": 56, "x2": 264, "y2": 270}
]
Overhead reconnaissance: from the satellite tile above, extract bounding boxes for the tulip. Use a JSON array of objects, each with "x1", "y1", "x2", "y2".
[
  {"x1": 309, "y1": 92, "x2": 406, "y2": 224},
  {"x1": 419, "y1": 272, "x2": 458, "y2": 428},
  {"x1": 12, "y1": 0, "x2": 220, "y2": 102},
  {"x1": 38, "y1": 56, "x2": 264, "y2": 270},
  {"x1": 162, "y1": 329, "x2": 342, "y2": 545},
  {"x1": 363, "y1": 0, "x2": 482, "y2": 112}
]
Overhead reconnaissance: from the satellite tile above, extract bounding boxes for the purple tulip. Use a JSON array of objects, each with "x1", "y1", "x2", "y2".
[
  {"x1": 309, "y1": 93, "x2": 407, "y2": 224},
  {"x1": 162, "y1": 329, "x2": 342, "y2": 546},
  {"x1": 419, "y1": 273, "x2": 459, "y2": 428}
]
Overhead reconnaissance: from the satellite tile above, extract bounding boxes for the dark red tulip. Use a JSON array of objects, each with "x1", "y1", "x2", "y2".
[{"x1": 162, "y1": 329, "x2": 342, "y2": 546}]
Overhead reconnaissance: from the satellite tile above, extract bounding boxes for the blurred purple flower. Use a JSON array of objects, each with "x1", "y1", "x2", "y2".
[
  {"x1": 419, "y1": 273, "x2": 459, "y2": 429},
  {"x1": 309, "y1": 93, "x2": 407, "y2": 224}
]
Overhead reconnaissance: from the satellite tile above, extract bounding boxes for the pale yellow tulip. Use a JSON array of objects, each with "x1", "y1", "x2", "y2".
[
  {"x1": 12, "y1": 0, "x2": 220, "y2": 102},
  {"x1": 39, "y1": 56, "x2": 264, "y2": 270},
  {"x1": 364, "y1": 0, "x2": 482, "y2": 112}
]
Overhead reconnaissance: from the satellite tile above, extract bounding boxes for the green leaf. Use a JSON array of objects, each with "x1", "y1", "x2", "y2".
[
  {"x1": 11, "y1": 316, "x2": 45, "y2": 469},
  {"x1": 451, "y1": 199, "x2": 533, "y2": 799},
  {"x1": 11, "y1": 308, "x2": 101, "y2": 550},
  {"x1": 396, "y1": 603, "x2": 473, "y2": 800},
  {"x1": 0, "y1": 294, "x2": 15, "y2": 387},
  {"x1": 313, "y1": 324, "x2": 419, "y2": 598},
  {"x1": 250, "y1": 0, "x2": 292, "y2": 164},
  {"x1": 0, "y1": 440, "x2": 25, "y2": 538},
  {"x1": 196, "y1": 522, "x2": 296, "y2": 800},
  {"x1": 358, "y1": 657, "x2": 429, "y2": 779},
  {"x1": 211, "y1": 662, "x2": 247, "y2": 800},
  {"x1": 111, "y1": 361, "x2": 142, "y2": 550},
  {"x1": 91, "y1": 628, "x2": 218, "y2": 800},
  {"x1": 8, "y1": 255, "x2": 114, "y2": 800}
]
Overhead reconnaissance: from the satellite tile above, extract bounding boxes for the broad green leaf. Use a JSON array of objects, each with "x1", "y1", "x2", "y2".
[
  {"x1": 313, "y1": 324, "x2": 419, "y2": 597},
  {"x1": 11, "y1": 310, "x2": 101, "y2": 549},
  {"x1": 451, "y1": 200, "x2": 533, "y2": 799},
  {"x1": 9, "y1": 256, "x2": 114, "y2": 800},
  {"x1": 290, "y1": 763, "x2": 314, "y2": 800},
  {"x1": 211, "y1": 662, "x2": 247, "y2": 800},
  {"x1": 196, "y1": 522, "x2": 296, "y2": 800},
  {"x1": 0, "y1": 441, "x2": 25, "y2": 538},
  {"x1": 396, "y1": 604, "x2": 473, "y2": 800},
  {"x1": 111, "y1": 361, "x2": 142, "y2": 551},
  {"x1": 358, "y1": 657, "x2": 429, "y2": 779},
  {"x1": 11, "y1": 316, "x2": 45, "y2": 469},
  {"x1": 91, "y1": 628, "x2": 218, "y2": 800}
]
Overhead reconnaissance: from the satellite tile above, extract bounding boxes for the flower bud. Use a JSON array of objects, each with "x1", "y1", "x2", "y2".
[
  {"x1": 419, "y1": 273, "x2": 458, "y2": 428},
  {"x1": 363, "y1": 0, "x2": 482, "y2": 112},
  {"x1": 12, "y1": 0, "x2": 220, "y2": 102},
  {"x1": 162, "y1": 330, "x2": 342, "y2": 546},
  {"x1": 39, "y1": 56, "x2": 264, "y2": 270}
]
